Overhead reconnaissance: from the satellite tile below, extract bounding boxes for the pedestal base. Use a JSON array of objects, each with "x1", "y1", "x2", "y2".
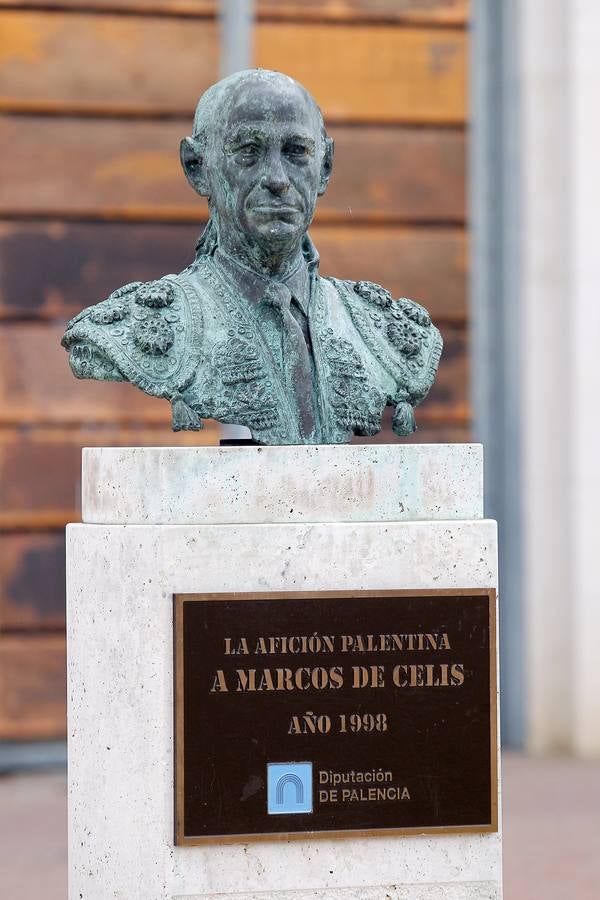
[{"x1": 67, "y1": 445, "x2": 501, "y2": 900}]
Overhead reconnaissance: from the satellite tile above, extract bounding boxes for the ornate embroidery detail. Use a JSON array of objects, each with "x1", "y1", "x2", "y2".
[
  {"x1": 386, "y1": 319, "x2": 421, "y2": 356},
  {"x1": 69, "y1": 342, "x2": 123, "y2": 381},
  {"x1": 353, "y1": 280, "x2": 392, "y2": 308},
  {"x1": 392, "y1": 399, "x2": 416, "y2": 436},
  {"x1": 230, "y1": 382, "x2": 279, "y2": 430},
  {"x1": 201, "y1": 260, "x2": 286, "y2": 434},
  {"x1": 212, "y1": 336, "x2": 266, "y2": 385},
  {"x1": 198, "y1": 382, "x2": 279, "y2": 432},
  {"x1": 62, "y1": 276, "x2": 202, "y2": 400},
  {"x1": 332, "y1": 277, "x2": 440, "y2": 411},
  {"x1": 393, "y1": 297, "x2": 431, "y2": 327},
  {"x1": 135, "y1": 280, "x2": 176, "y2": 309},
  {"x1": 325, "y1": 334, "x2": 366, "y2": 379},
  {"x1": 132, "y1": 313, "x2": 174, "y2": 355},
  {"x1": 111, "y1": 281, "x2": 142, "y2": 298},
  {"x1": 171, "y1": 392, "x2": 203, "y2": 431},
  {"x1": 89, "y1": 297, "x2": 129, "y2": 325},
  {"x1": 320, "y1": 329, "x2": 386, "y2": 437}
]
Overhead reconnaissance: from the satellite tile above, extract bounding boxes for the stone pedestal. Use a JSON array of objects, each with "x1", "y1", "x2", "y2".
[{"x1": 67, "y1": 444, "x2": 502, "y2": 899}]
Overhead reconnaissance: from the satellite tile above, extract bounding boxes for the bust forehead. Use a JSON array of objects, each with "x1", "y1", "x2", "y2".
[
  {"x1": 227, "y1": 74, "x2": 317, "y2": 129},
  {"x1": 193, "y1": 69, "x2": 321, "y2": 140}
]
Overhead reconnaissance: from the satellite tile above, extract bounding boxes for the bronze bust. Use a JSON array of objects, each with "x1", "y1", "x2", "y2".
[{"x1": 62, "y1": 69, "x2": 442, "y2": 445}]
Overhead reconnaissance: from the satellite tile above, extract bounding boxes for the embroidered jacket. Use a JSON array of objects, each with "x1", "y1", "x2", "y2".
[{"x1": 61, "y1": 249, "x2": 442, "y2": 445}]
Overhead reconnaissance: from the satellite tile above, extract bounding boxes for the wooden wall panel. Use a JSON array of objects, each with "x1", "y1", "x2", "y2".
[
  {"x1": 256, "y1": 23, "x2": 466, "y2": 123},
  {"x1": 0, "y1": 431, "x2": 84, "y2": 529},
  {"x1": 0, "y1": 13, "x2": 465, "y2": 122},
  {"x1": 0, "y1": 0, "x2": 469, "y2": 742},
  {"x1": 0, "y1": 635, "x2": 66, "y2": 738},
  {"x1": 315, "y1": 225, "x2": 467, "y2": 320},
  {"x1": 0, "y1": 1, "x2": 468, "y2": 26},
  {"x1": 257, "y1": 0, "x2": 468, "y2": 24},
  {"x1": 0, "y1": 221, "x2": 467, "y2": 323},
  {"x1": 0, "y1": 221, "x2": 202, "y2": 321},
  {"x1": 324, "y1": 126, "x2": 465, "y2": 221},
  {"x1": 0, "y1": 11, "x2": 219, "y2": 115},
  {"x1": 426, "y1": 322, "x2": 467, "y2": 418},
  {"x1": 0, "y1": 0, "x2": 216, "y2": 9},
  {"x1": 1, "y1": 533, "x2": 65, "y2": 631},
  {"x1": 0, "y1": 117, "x2": 465, "y2": 222}
]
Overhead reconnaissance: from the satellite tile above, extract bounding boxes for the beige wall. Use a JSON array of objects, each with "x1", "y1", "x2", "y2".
[{"x1": 519, "y1": 0, "x2": 600, "y2": 756}]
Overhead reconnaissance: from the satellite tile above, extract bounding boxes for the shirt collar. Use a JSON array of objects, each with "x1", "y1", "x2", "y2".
[{"x1": 213, "y1": 233, "x2": 319, "y2": 317}]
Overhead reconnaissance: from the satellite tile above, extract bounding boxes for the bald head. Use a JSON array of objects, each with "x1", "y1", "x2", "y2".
[{"x1": 191, "y1": 69, "x2": 326, "y2": 149}]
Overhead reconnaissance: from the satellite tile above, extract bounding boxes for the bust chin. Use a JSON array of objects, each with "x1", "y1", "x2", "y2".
[{"x1": 61, "y1": 69, "x2": 442, "y2": 446}]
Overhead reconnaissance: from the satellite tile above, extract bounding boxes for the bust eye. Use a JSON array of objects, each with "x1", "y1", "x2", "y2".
[
  {"x1": 285, "y1": 143, "x2": 309, "y2": 158},
  {"x1": 237, "y1": 142, "x2": 260, "y2": 162}
]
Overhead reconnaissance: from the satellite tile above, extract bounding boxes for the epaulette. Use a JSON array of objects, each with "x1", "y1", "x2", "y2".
[
  {"x1": 61, "y1": 276, "x2": 204, "y2": 430},
  {"x1": 330, "y1": 278, "x2": 443, "y2": 436}
]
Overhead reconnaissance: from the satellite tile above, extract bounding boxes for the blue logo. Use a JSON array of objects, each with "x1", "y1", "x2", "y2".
[{"x1": 267, "y1": 762, "x2": 313, "y2": 814}]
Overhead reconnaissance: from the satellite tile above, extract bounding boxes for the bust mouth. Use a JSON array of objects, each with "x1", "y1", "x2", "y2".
[{"x1": 252, "y1": 204, "x2": 300, "y2": 214}]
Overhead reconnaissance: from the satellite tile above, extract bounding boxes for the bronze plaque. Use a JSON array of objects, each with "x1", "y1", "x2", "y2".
[{"x1": 174, "y1": 589, "x2": 497, "y2": 844}]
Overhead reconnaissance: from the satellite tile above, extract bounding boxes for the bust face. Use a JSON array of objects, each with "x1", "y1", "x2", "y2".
[{"x1": 207, "y1": 76, "x2": 324, "y2": 253}]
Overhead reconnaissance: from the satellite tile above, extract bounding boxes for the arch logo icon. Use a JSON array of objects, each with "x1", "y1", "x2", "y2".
[{"x1": 267, "y1": 762, "x2": 313, "y2": 814}]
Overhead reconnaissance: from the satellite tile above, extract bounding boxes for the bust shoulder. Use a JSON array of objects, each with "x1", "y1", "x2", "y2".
[
  {"x1": 323, "y1": 276, "x2": 443, "y2": 436},
  {"x1": 63, "y1": 273, "x2": 194, "y2": 334},
  {"x1": 61, "y1": 272, "x2": 204, "y2": 423},
  {"x1": 328, "y1": 277, "x2": 432, "y2": 326}
]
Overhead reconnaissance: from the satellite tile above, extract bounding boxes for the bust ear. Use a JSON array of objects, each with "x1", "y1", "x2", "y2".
[
  {"x1": 318, "y1": 137, "x2": 335, "y2": 196},
  {"x1": 180, "y1": 136, "x2": 209, "y2": 196}
]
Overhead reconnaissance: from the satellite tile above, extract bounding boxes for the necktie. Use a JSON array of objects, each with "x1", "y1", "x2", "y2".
[{"x1": 263, "y1": 281, "x2": 316, "y2": 441}]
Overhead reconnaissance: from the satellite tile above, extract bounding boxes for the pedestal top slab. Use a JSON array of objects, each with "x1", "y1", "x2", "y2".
[{"x1": 82, "y1": 443, "x2": 483, "y2": 525}]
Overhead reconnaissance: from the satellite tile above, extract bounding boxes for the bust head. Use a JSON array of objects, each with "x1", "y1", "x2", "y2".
[{"x1": 180, "y1": 69, "x2": 334, "y2": 273}]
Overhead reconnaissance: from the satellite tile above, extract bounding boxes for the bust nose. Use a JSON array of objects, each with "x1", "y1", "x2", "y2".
[{"x1": 261, "y1": 151, "x2": 290, "y2": 196}]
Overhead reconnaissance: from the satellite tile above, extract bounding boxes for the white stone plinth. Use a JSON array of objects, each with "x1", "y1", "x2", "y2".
[
  {"x1": 81, "y1": 443, "x2": 483, "y2": 525},
  {"x1": 67, "y1": 444, "x2": 501, "y2": 900}
]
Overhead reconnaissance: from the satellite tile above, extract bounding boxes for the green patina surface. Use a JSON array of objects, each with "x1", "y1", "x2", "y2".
[{"x1": 61, "y1": 70, "x2": 442, "y2": 445}]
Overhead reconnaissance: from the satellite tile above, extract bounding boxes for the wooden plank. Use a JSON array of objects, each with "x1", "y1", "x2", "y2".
[
  {"x1": 257, "y1": 0, "x2": 468, "y2": 24},
  {"x1": 0, "y1": 1, "x2": 468, "y2": 26},
  {"x1": 0, "y1": 319, "x2": 466, "y2": 426},
  {"x1": 324, "y1": 126, "x2": 465, "y2": 221},
  {"x1": 0, "y1": 0, "x2": 216, "y2": 9},
  {"x1": 0, "y1": 634, "x2": 66, "y2": 739},
  {"x1": 0, "y1": 117, "x2": 210, "y2": 220},
  {"x1": 0, "y1": 221, "x2": 203, "y2": 321},
  {"x1": 0, "y1": 117, "x2": 465, "y2": 222},
  {"x1": 315, "y1": 225, "x2": 466, "y2": 320},
  {"x1": 0, "y1": 425, "x2": 219, "y2": 531},
  {"x1": 0, "y1": 221, "x2": 467, "y2": 323},
  {"x1": 0, "y1": 13, "x2": 465, "y2": 122},
  {"x1": 0, "y1": 11, "x2": 219, "y2": 116},
  {"x1": 0, "y1": 533, "x2": 65, "y2": 631},
  {"x1": 256, "y1": 24, "x2": 466, "y2": 124}
]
